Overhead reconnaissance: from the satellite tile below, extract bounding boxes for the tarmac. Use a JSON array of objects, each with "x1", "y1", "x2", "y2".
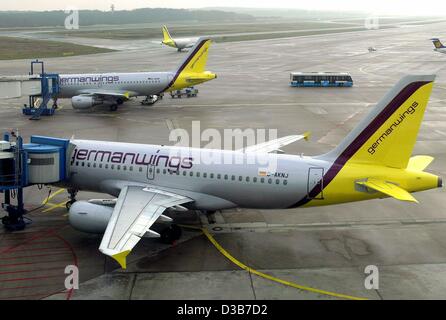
[{"x1": 0, "y1": 21, "x2": 446, "y2": 299}]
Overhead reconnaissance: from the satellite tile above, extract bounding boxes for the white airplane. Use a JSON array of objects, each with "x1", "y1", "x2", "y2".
[
  {"x1": 60, "y1": 75, "x2": 442, "y2": 269},
  {"x1": 431, "y1": 38, "x2": 446, "y2": 54},
  {"x1": 161, "y1": 25, "x2": 198, "y2": 52},
  {"x1": 56, "y1": 38, "x2": 216, "y2": 111}
]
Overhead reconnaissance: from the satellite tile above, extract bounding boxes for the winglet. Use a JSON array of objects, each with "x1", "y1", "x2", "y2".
[
  {"x1": 112, "y1": 250, "x2": 131, "y2": 269},
  {"x1": 303, "y1": 131, "x2": 311, "y2": 141}
]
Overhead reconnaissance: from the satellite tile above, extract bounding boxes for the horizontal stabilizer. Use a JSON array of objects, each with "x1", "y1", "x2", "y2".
[
  {"x1": 407, "y1": 156, "x2": 434, "y2": 172},
  {"x1": 356, "y1": 178, "x2": 418, "y2": 203}
]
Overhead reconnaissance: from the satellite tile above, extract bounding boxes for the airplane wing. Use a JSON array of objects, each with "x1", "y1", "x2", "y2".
[
  {"x1": 239, "y1": 132, "x2": 311, "y2": 154},
  {"x1": 356, "y1": 178, "x2": 418, "y2": 203},
  {"x1": 99, "y1": 185, "x2": 192, "y2": 269},
  {"x1": 78, "y1": 90, "x2": 136, "y2": 100}
]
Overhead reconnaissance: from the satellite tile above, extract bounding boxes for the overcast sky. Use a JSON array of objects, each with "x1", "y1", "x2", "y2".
[{"x1": 1, "y1": 1, "x2": 446, "y2": 16}]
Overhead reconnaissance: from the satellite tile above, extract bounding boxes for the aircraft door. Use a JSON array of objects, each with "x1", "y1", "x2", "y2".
[
  {"x1": 307, "y1": 167, "x2": 324, "y2": 200},
  {"x1": 147, "y1": 164, "x2": 155, "y2": 180}
]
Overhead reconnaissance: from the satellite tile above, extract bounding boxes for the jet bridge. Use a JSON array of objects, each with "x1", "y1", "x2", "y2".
[
  {"x1": 0, "y1": 60, "x2": 60, "y2": 120},
  {"x1": 0, "y1": 134, "x2": 71, "y2": 230}
]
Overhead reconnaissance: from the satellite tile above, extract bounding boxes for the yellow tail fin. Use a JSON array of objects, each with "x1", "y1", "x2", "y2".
[
  {"x1": 322, "y1": 75, "x2": 435, "y2": 169},
  {"x1": 162, "y1": 25, "x2": 173, "y2": 42},
  {"x1": 182, "y1": 38, "x2": 211, "y2": 74},
  {"x1": 166, "y1": 38, "x2": 216, "y2": 91}
]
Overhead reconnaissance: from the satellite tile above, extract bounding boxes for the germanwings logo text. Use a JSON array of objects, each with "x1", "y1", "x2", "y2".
[
  {"x1": 71, "y1": 149, "x2": 193, "y2": 170},
  {"x1": 60, "y1": 76, "x2": 120, "y2": 84},
  {"x1": 368, "y1": 101, "x2": 419, "y2": 155}
]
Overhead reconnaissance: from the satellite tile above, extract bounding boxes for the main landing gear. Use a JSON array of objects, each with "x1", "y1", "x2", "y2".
[
  {"x1": 160, "y1": 224, "x2": 182, "y2": 244},
  {"x1": 52, "y1": 98, "x2": 58, "y2": 109},
  {"x1": 109, "y1": 98, "x2": 124, "y2": 112},
  {"x1": 65, "y1": 188, "x2": 78, "y2": 210}
]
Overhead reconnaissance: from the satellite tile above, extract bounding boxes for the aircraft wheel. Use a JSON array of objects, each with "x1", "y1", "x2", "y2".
[
  {"x1": 110, "y1": 104, "x2": 118, "y2": 111},
  {"x1": 66, "y1": 200, "x2": 76, "y2": 210},
  {"x1": 160, "y1": 224, "x2": 182, "y2": 244}
]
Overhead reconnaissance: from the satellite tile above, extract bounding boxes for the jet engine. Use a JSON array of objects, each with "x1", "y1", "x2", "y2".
[
  {"x1": 71, "y1": 95, "x2": 103, "y2": 110},
  {"x1": 68, "y1": 201, "x2": 113, "y2": 233}
]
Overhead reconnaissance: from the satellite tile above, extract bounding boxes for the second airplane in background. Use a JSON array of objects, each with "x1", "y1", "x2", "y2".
[
  {"x1": 431, "y1": 38, "x2": 446, "y2": 54},
  {"x1": 161, "y1": 25, "x2": 198, "y2": 51},
  {"x1": 57, "y1": 38, "x2": 216, "y2": 111}
]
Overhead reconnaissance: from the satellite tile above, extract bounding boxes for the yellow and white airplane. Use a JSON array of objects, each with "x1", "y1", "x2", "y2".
[
  {"x1": 57, "y1": 38, "x2": 216, "y2": 111},
  {"x1": 161, "y1": 25, "x2": 198, "y2": 51},
  {"x1": 62, "y1": 75, "x2": 442, "y2": 268}
]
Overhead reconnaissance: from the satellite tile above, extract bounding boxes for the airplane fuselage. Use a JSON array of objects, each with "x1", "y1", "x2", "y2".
[
  {"x1": 58, "y1": 72, "x2": 173, "y2": 98},
  {"x1": 62, "y1": 139, "x2": 440, "y2": 211},
  {"x1": 435, "y1": 48, "x2": 446, "y2": 54}
]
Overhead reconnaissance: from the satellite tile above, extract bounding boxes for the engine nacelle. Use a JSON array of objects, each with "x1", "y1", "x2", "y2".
[
  {"x1": 71, "y1": 95, "x2": 103, "y2": 110},
  {"x1": 68, "y1": 201, "x2": 113, "y2": 233}
]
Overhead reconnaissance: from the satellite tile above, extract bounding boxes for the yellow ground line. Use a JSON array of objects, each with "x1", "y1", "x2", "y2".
[
  {"x1": 41, "y1": 188, "x2": 66, "y2": 205},
  {"x1": 42, "y1": 200, "x2": 69, "y2": 213},
  {"x1": 200, "y1": 228, "x2": 367, "y2": 300}
]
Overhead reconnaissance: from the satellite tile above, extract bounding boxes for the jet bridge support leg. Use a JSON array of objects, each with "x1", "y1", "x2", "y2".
[
  {"x1": 1, "y1": 188, "x2": 27, "y2": 231},
  {"x1": 1, "y1": 134, "x2": 27, "y2": 231}
]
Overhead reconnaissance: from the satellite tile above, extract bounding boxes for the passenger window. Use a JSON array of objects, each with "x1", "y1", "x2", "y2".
[
  {"x1": 111, "y1": 164, "x2": 114, "y2": 170},
  {"x1": 231, "y1": 175, "x2": 235, "y2": 181},
  {"x1": 253, "y1": 177, "x2": 257, "y2": 183},
  {"x1": 197, "y1": 172, "x2": 200, "y2": 178},
  {"x1": 217, "y1": 174, "x2": 221, "y2": 179},
  {"x1": 163, "y1": 169, "x2": 167, "y2": 174},
  {"x1": 130, "y1": 167, "x2": 133, "y2": 171},
  {"x1": 203, "y1": 173, "x2": 207, "y2": 178},
  {"x1": 157, "y1": 168, "x2": 160, "y2": 174},
  {"x1": 238, "y1": 176, "x2": 242, "y2": 182},
  {"x1": 99, "y1": 164, "x2": 102, "y2": 168},
  {"x1": 210, "y1": 173, "x2": 214, "y2": 179},
  {"x1": 190, "y1": 171, "x2": 193, "y2": 177},
  {"x1": 283, "y1": 180, "x2": 288, "y2": 185},
  {"x1": 276, "y1": 179, "x2": 280, "y2": 185},
  {"x1": 224, "y1": 174, "x2": 228, "y2": 180},
  {"x1": 123, "y1": 166, "x2": 127, "y2": 171},
  {"x1": 183, "y1": 171, "x2": 187, "y2": 176},
  {"x1": 117, "y1": 165, "x2": 121, "y2": 170},
  {"x1": 76, "y1": 161, "x2": 79, "y2": 166},
  {"x1": 268, "y1": 178, "x2": 272, "y2": 184},
  {"x1": 139, "y1": 167, "x2": 143, "y2": 172},
  {"x1": 105, "y1": 164, "x2": 109, "y2": 169},
  {"x1": 81, "y1": 162, "x2": 85, "y2": 167},
  {"x1": 246, "y1": 177, "x2": 250, "y2": 182},
  {"x1": 261, "y1": 178, "x2": 265, "y2": 183}
]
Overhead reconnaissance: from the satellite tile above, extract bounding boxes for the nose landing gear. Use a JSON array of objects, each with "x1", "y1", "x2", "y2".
[{"x1": 66, "y1": 189, "x2": 78, "y2": 210}]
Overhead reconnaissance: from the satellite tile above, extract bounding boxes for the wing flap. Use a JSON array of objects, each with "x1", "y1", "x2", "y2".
[
  {"x1": 79, "y1": 90, "x2": 134, "y2": 99},
  {"x1": 356, "y1": 178, "x2": 418, "y2": 203}
]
